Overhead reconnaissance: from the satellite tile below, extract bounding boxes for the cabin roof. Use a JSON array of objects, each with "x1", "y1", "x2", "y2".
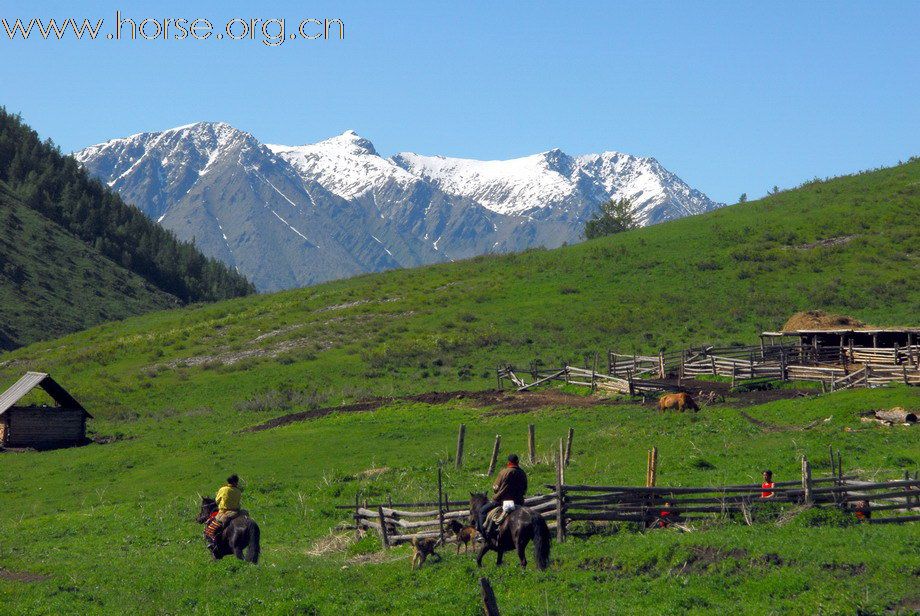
[
  {"x1": 0, "y1": 372, "x2": 91, "y2": 417},
  {"x1": 762, "y1": 328, "x2": 920, "y2": 337}
]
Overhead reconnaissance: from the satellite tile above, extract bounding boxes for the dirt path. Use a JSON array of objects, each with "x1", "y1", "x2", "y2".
[
  {"x1": 244, "y1": 382, "x2": 812, "y2": 433},
  {"x1": 244, "y1": 389, "x2": 610, "y2": 432}
]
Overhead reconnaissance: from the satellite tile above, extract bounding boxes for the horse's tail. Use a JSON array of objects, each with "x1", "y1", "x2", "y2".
[
  {"x1": 246, "y1": 521, "x2": 261, "y2": 564},
  {"x1": 531, "y1": 513, "x2": 550, "y2": 571}
]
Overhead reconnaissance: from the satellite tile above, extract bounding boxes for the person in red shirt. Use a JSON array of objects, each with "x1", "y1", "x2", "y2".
[{"x1": 761, "y1": 470, "x2": 775, "y2": 499}]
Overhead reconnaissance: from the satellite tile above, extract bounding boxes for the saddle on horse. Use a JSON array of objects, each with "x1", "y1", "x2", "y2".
[
  {"x1": 483, "y1": 501, "x2": 516, "y2": 539},
  {"x1": 204, "y1": 510, "x2": 247, "y2": 545}
]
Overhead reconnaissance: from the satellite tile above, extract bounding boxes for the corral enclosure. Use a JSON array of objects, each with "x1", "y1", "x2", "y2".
[{"x1": 0, "y1": 372, "x2": 90, "y2": 449}]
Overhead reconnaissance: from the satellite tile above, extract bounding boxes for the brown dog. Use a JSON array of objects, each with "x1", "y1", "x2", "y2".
[
  {"x1": 410, "y1": 537, "x2": 441, "y2": 569},
  {"x1": 447, "y1": 519, "x2": 478, "y2": 554},
  {"x1": 658, "y1": 392, "x2": 699, "y2": 412}
]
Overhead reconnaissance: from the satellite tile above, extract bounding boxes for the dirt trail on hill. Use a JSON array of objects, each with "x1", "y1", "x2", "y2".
[
  {"x1": 244, "y1": 382, "x2": 810, "y2": 433},
  {"x1": 244, "y1": 389, "x2": 608, "y2": 432}
]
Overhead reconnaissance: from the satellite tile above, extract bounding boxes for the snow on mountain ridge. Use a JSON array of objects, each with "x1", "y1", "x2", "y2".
[
  {"x1": 267, "y1": 130, "x2": 419, "y2": 200},
  {"x1": 74, "y1": 121, "x2": 722, "y2": 291}
]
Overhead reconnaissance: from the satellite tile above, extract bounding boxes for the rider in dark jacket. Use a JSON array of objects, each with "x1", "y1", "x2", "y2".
[{"x1": 479, "y1": 454, "x2": 528, "y2": 536}]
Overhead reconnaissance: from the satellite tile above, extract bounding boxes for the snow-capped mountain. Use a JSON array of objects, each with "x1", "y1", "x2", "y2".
[
  {"x1": 75, "y1": 122, "x2": 721, "y2": 291},
  {"x1": 390, "y1": 149, "x2": 716, "y2": 225}
]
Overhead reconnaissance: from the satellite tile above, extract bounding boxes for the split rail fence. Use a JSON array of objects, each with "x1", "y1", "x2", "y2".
[
  {"x1": 340, "y1": 456, "x2": 919, "y2": 548},
  {"x1": 498, "y1": 341, "x2": 920, "y2": 396}
]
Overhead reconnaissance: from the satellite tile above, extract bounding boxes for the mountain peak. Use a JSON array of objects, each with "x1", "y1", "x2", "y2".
[{"x1": 313, "y1": 130, "x2": 378, "y2": 157}]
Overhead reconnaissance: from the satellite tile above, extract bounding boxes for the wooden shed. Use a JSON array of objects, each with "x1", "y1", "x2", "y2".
[{"x1": 0, "y1": 372, "x2": 91, "y2": 449}]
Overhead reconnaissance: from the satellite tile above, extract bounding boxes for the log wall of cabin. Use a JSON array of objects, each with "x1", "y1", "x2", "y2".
[{"x1": 4, "y1": 406, "x2": 86, "y2": 448}]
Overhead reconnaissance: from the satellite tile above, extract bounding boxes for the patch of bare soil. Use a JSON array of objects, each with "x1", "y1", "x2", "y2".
[
  {"x1": 90, "y1": 434, "x2": 136, "y2": 445},
  {"x1": 344, "y1": 551, "x2": 405, "y2": 566},
  {"x1": 739, "y1": 410, "x2": 829, "y2": 433},
  {"x1": 245, "y1": 382, "x2": 815, "y2": 433},
  {"x1": 887, "y1": 595, "x2": 920, "y2": 615},
  {"x1": 0, "y1": 568, "x2": 50, "y2": 582},
  {"x1": 672, "y1": 378, "x2": 812, "y2": 406},
  {"x1": 244, "y1": 389, "x2": 613, "y2": 432},
  {"x1": 820, "y1": 562, "x2": 867, "y2": 576},
  {"x1": 671, "y1": 546, "x2": 750, "y2": 575},
  {"x1": 794, "y1": 235, "x2": 855, "y2": 250}
]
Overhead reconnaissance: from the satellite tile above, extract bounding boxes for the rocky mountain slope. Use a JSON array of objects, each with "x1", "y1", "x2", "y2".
[{"x1": 76, "y1": 123, "x2": 721, "y2": 291}]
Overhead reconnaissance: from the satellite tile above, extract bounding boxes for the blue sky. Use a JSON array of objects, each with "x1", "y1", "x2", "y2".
[{"x1": 0, "y1": 0, "x2": 917, "y2": 203}]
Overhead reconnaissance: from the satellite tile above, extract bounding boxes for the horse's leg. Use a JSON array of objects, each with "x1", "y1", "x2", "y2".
[
  {"x1": 516, "y1": 539, "x2": 528, "y2": 568},
  {"x1": 476, "y1": 543, "x2": 489, "y2": 568},
  {"x1": 230, "y1": 529, "x2": 245, "y2": 560},
  {"x1": 495, "y1": 549, "x2": 504, "y2": 566}
]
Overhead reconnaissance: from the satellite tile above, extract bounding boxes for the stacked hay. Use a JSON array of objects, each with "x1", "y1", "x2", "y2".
[{"x1": 782, "y1": 311, "x2": 866, "y2": 332}]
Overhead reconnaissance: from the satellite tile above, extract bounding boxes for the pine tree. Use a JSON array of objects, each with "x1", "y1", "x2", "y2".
[{"x1": 583, "y1": 198, "x2": 638, "y2": 239}]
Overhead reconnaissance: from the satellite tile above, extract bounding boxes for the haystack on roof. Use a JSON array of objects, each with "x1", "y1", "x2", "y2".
[{"x1": 781, "y1": 311, "x2": 867, "y2": 333}]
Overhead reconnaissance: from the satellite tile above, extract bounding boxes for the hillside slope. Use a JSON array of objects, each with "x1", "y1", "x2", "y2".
[
  {"x1": 0, "y1": 160, "x2": 917, "y2": 614},
  {"x1": 0, "y1": 181, "x2": 178, "y2": 349},
  {"x1": 2, "y1": 158, "x2": 916, "y2": 414},
  {"x1": 0, "y1": 110, "x2": 255, "y2": 304}
]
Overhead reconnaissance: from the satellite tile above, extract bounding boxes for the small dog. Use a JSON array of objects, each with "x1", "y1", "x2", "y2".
[
  {"x1": 447, "y1": 519, "x2": 478, "y2": 554},
  {"x1": 410, "y1": 537, "x2": 441, "y2": 569}
]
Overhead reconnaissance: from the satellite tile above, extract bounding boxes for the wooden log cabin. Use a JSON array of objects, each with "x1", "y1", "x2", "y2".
[
  {"x1": 760, "y1": 327, "x2": 920, "y2": 366},
  {"x1": 0, "y1": 372, "x2": 91, "y2": 449}
]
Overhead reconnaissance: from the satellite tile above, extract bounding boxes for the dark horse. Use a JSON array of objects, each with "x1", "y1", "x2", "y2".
[
  {"x1": 196, "y1": 497, "x2": 261, "y2": 563},
  {"x1": 469, "y1": 492, "x2": 550, "y2": 570}
]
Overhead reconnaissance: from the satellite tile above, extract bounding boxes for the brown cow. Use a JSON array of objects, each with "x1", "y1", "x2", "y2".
[{"x1": 658, "y1": 392, "x2": 699, "y2": 412}]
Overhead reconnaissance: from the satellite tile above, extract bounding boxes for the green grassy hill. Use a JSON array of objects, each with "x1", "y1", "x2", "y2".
[
  {"x1": 0, "y1": 181, "x2": 178, "y2": 349},
  {"x1": 0, "y1": 110, "x2": 254, "y2": 349},
  {"x1": 0, "y1": 161, "x2": 918, "y2": 614}
]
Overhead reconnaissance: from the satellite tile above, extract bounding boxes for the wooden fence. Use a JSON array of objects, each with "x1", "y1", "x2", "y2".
[
  {"x1": 497, "y1": 365, "x2": 677, "y2": 396},
  {"x1": 346, "y1": 493, "x2": 560, "y2": 547},
  {"x1": 341, "y1": 455, "x2": 919, "y2": 548}
]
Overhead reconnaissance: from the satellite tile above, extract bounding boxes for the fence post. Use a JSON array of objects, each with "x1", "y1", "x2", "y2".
[
  {"x1": 659, "y1": 351, "x2": 665, "y2": 379},
  {"x1": 711, "y1": 355, "x2": 717, "y2": 376},
  {"x1": 353, "y1": 492, "x2": 361, "y2": 539},
  {"x1": 646, "y1": 447, "x2": 658, "y2": 487},
  {"x1": 802, "y1": 456, "x2": 812, "y2": 505},
  {"x1": 480, "y1": 577, "x2": 501, "y2": 616},
  {"x1": 556, "y1": 439, "x2": 565, "y2": 542},
  {"x1": 455, "y1": 424, "x2": 466, "y2": 468},
  {"x1": 377, "y1": 506, "x2": 390, "y2": 548},
  {"x1": 496, "y1": 366, "x2": 502, "y2": 391},
  {"x1": 837, "y1": 451, "x2": 843, "y2": 480},
  {"x1": 437, "y1": 464, "x2": 445, "y2": 545},
  {"x1": 564, "y1": 427, "x2": 574, "y2": 466},
  {"x1": 487, "y1": 434, "x2": 501, "y2": 475},
  {"x1": 905, "y1": 470, "x2": 912, "y2": 510},
  {"x1": 528, "y1": 424, "x2": 536, "y2": 464}
]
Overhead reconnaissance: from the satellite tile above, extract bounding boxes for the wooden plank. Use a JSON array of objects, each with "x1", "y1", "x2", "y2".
[
  {"x1": 487, "y1": 434, "x2": 501, "y2": 476},
  {"x1": 455, "y1": 424, "x2": 466, "y2": 468},
  {"x1": 480, "y1": 577, "x2": 501, "y2": 616}
]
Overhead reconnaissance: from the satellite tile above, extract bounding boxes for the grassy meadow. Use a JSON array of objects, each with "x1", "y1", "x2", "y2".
[{"x1": 0, "y1": 161, "x2": 919, "y2": 614}]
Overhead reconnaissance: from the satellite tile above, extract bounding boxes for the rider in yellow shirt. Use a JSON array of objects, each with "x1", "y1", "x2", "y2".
[
  {"x1": 216, "y1": 475, "x2": 243, "y2": 514},
  {"x1": 205, "y1": 474, "x2": 243, "y2": 550}
]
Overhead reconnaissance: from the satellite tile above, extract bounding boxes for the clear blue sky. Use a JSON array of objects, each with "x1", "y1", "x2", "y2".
[{"x1": 1, "y1": 0, "x2": 918, "y2": 202}]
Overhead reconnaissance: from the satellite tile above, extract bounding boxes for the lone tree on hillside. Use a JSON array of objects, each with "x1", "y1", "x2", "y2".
[
  {"x1": 738, "y1": 193, "x2": 748, "y2": 204},
  {"x1": 583, "y1": 197, "x2": 638, "y2": 239}
]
